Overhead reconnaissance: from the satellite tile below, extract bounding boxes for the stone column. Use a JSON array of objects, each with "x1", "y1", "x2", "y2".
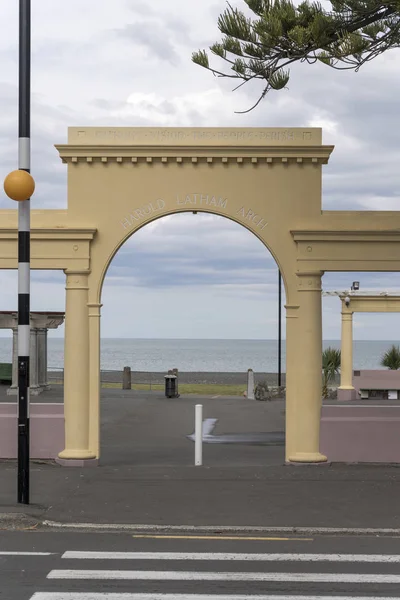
[
  {"x1": 7, "y1": 327, "x2": 18, "y2": 395},
  {"x1": 338, "y1": 309, "x2": 356, "y2": 400},
  {"x1": 286, "y1": 272, "x2": 327, "y2": 464},
  {"x1": 37, "y1": 328, "x2": 49, "y2": 390},
  {"x1": 88, "y1": 302, "x2": 102, "y2": 459},
  {"x1": 58, "y1": 271, "x2": 95, "y2": 462},
  {"x1": 29, "y1": 328, "x2": 41, "y2": 395},
  {"x1": 247, "y1": 369, "x2": 255, "y2": 400}
]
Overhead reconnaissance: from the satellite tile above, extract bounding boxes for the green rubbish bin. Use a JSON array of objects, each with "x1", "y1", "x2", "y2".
[{"x1": 164, "y1": 374, "x2": 177, "y2": 398}]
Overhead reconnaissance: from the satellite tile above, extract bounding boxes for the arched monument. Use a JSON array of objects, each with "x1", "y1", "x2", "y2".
[{"x1": 1, "y1": 126, "x2": 400, "y2": 466}]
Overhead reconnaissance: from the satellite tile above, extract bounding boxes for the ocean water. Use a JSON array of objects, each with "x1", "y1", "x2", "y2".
[{"x1": 0, "y1": 337, "x2": 396, "y2": 372}]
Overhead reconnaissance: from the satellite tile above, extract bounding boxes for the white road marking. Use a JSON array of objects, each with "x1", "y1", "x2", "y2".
[
  {"x1": 61, "y1": 551, "x2": 400, "y2": 563},
  {"x1": 46, "y1": 570, "x2": 400, "y2": 582},
  {"x1": 0, "y1": 551, "x2": 53, "y2": 556},
  {"x1": 29, "y1": 595, "x2": 400, "y2": 600}
]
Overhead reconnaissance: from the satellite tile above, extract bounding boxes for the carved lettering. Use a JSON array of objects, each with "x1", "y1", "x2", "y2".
[
  {"x1": 236, "y1": 207, "x2": 268, "y2": 230},
  {"x1": 89, "y1": 128, "x2": 311, "y2": 145},
  {"x1": 121, "y1": 198, "x2": 166, "y2": 230},
  {"x1": 176, "y1": 194, "x2": 229, "y2": 209}
]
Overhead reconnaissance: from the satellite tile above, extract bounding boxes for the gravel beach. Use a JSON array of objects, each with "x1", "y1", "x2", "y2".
[{"x1": 49, "y1": 370, "x2": 288, "y2": 386}]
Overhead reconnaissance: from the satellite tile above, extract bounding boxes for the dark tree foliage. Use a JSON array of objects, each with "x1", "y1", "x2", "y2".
[{"x1": 192, "y1": 0, "x2": 400, "y2": 111}]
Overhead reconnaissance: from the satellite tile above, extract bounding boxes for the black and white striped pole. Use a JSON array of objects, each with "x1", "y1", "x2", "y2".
[{"x1": 3, "y1": 0, "x2": 34, "y2": 505}]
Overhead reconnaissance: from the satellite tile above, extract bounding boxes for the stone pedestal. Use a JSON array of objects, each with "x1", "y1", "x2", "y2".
[{"x1": 0, "y1": 312, "x2": 65, "y2": 396}]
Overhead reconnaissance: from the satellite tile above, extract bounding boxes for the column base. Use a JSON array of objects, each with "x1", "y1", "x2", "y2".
[
  {"x1": 30, "y1": 385, "x2": 44, "y2": 396},
  {"x1": 337, "y1": 387, "x2": 356, "y2": 401},
  {"x1": 55, "y1": 457, "x2": 99, "y2": 468},
  {"x1": 58, "y1": 448, "x2": 96, "y2": 460},
  {"x1": 287, "y1": 451, "x2": 328, "y2": 464},
  {"x1": 6, "y1": 385, "x2": 43, "y2": 396}
]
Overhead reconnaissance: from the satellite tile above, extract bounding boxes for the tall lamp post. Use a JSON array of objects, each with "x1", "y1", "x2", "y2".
[{"x1": 3, "y1": 0, "x2": 34, "y2": 505}]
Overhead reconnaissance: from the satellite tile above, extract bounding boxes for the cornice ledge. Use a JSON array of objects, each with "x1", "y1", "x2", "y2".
[
  {"x1": 292, "y1": 229, "x2": 400, "y2": 240},
  {"x1": 0, "y1": 227, "x2": 97, "y2": 238},
  {"x1": 55, "y1": 144, "x2": 334, "y2": 165}
]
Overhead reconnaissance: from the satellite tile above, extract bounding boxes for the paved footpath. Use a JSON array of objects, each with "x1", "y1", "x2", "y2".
[
  {"x1": 1, "y1": 460, "x2": 400, "y2": 530},
  {"x1": 1, "y1": 392, "x2": 400, "y2": 530},
  {"x1": 3, "y1": 530, "x2": 400, "y2": 599}
]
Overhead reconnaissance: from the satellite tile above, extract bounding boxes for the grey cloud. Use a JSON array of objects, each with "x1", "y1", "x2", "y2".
[
  {"x1": 127, "y1": 0, "x2": 155, "y2": 16},
  {"x1": 0, "y1": 83, "x2": 73, "y2": 209},
  {"x1": 106, "y1": 213, "x2": 276, "y2": 289},
  {"x1": 115, "y1": 22, "x2": 180, "y2": 65}
]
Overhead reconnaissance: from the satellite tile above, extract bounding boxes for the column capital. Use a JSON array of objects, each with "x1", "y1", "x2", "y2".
[
  {"x1": 88, "y1": 303, "x2": 103, "y2": 318},
  {"x1": 284, "y1": 304, "x2": 300, "y2": 318},
  {"x1": 341, "y1": 311, "x2": 353, "y2": 320},
  {"x1": 64, "y1": 269, "x2": 91, "y2": 276},
  {"x1": 296, "y1": 271, "x2": 323, "y2": 292},
  {"x1": 65, "y1": 271, "x2": 89, "y2": 291}
]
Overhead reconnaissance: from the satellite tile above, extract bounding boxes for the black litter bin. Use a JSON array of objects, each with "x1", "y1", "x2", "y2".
[{"x1": 164, "y1": 374, "x2": 177, "y2": 398}]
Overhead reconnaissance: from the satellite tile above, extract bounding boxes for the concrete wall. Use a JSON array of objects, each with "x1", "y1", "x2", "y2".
[
  {"x1": 320, "y1": 404, "x2": 400, "y2": 463},
  {"x1": 0, "y1": 403, "x2": 64, "y2": 459},
  {"x1": 353, "y1": 369, "x2": 400, "y2": 396}
]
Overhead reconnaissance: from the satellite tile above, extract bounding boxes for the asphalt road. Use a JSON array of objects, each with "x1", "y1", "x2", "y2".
[
  {"x1": 3, "y1": 530, "x2": 400, "y2": 599},
  {"x1": 100, "y1": 392, "x2": 285, "y2": 467}
]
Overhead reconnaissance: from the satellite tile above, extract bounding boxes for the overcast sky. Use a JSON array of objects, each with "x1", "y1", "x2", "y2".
[{"x1": 0, "y1": 0, "x2": 400, "y2": 340}]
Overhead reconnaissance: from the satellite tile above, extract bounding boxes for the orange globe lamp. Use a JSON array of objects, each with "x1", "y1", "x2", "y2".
[{"x1": 3, "y1": 169, "x2": 35, "y2": 202}]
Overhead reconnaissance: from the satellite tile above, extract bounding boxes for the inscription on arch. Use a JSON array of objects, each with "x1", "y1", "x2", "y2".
[
  {"x1": 121, "y1": 199, "x2": 166, "y2": 229},
  {"x1": 176, "y1": 194, "x2": 228, "y2": 209},
  {"x1": 236, "y1": 207, "x2": 268, "y2": 230}
]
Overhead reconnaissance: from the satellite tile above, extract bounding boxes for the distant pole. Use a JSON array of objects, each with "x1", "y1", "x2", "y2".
[
  {"x1": 17, "y1": 0, "x2": 32, "y2": 505},
  {"x1": 278, "y1": 270, "x2": 282, "y2": 387},
  {"x1": 195, "y1": 404, "x2": 203, "y2": 466}
]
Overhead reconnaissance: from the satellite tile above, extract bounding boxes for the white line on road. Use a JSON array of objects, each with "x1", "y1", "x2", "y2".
[
  {"x1": 0, "y1": 551, "x2": 54, "y2": 556},
  {"x1": 61, "y1": 551, "x2": 400, "y2": 563},
  {"x1": 29, "y1": 595, "x2": 400, "y2": 600},
  {"x1": 46, "y1": 570, "x2": 400, "y2": 582}
]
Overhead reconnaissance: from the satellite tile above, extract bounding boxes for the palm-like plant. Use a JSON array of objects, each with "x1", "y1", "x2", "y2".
[
  {"x1": 380, "y1": 345, "x2": 400, "y2": 370},
  {"x1": 322, "y1": 347, "x2": 341, "y2": 399}
]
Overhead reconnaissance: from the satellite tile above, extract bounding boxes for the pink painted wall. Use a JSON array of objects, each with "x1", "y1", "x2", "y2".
[
  {"x1": 353, "y1": 369, "x2": 400, "y2": 394},
  {"x1": 0, "y1": 403, "x2": 64, "y2": 459},
  {"x1": 320, "y1": 404, "x2": 400, "y2": 463}
]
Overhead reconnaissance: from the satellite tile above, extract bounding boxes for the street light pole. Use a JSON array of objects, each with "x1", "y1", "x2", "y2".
[
  {"x1": 3, "y1": 2, "x2": 35, "y2": 504},
  {"x1": 17, "y1": 0, "x2": 32, "y2": 505}
]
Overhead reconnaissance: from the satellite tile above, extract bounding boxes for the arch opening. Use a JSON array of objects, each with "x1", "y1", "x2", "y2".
[
  {"x1": 98, "y1": 209, "x2": 290, "y2": 306},
  {"x1": 98, "y1": 212, "x2": 287, "y2": 467}
]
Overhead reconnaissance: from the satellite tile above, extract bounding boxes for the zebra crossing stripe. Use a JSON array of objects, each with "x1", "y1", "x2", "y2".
[
  {"x1": 0, "y1": 551, "x2": 53, "y2": 556},
  {"x1": 29, "y1": 594, "x2": 400, "y2": 600},
  {"x1": 61, "y1": 551, "x2": 400, "y2": 563},
  {"x1": 46, "y1": 570, "x2": 400, "y2": 582}
]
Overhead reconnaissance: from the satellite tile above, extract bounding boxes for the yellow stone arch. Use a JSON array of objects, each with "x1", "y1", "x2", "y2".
[
  {"x1": 2, "y1": 126, "x2": 400, "y2": 466},
  {"x1": 55, "y1": 126, "x2": 331, "y2": 465}
]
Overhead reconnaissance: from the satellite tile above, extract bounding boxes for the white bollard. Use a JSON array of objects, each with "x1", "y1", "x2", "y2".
[
  {"x1": 247, "y1": 368, "x2": 255, "y2": 400},
  {"x1": 195, "y1": 404, "x2": 203, "y2": 466}
]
